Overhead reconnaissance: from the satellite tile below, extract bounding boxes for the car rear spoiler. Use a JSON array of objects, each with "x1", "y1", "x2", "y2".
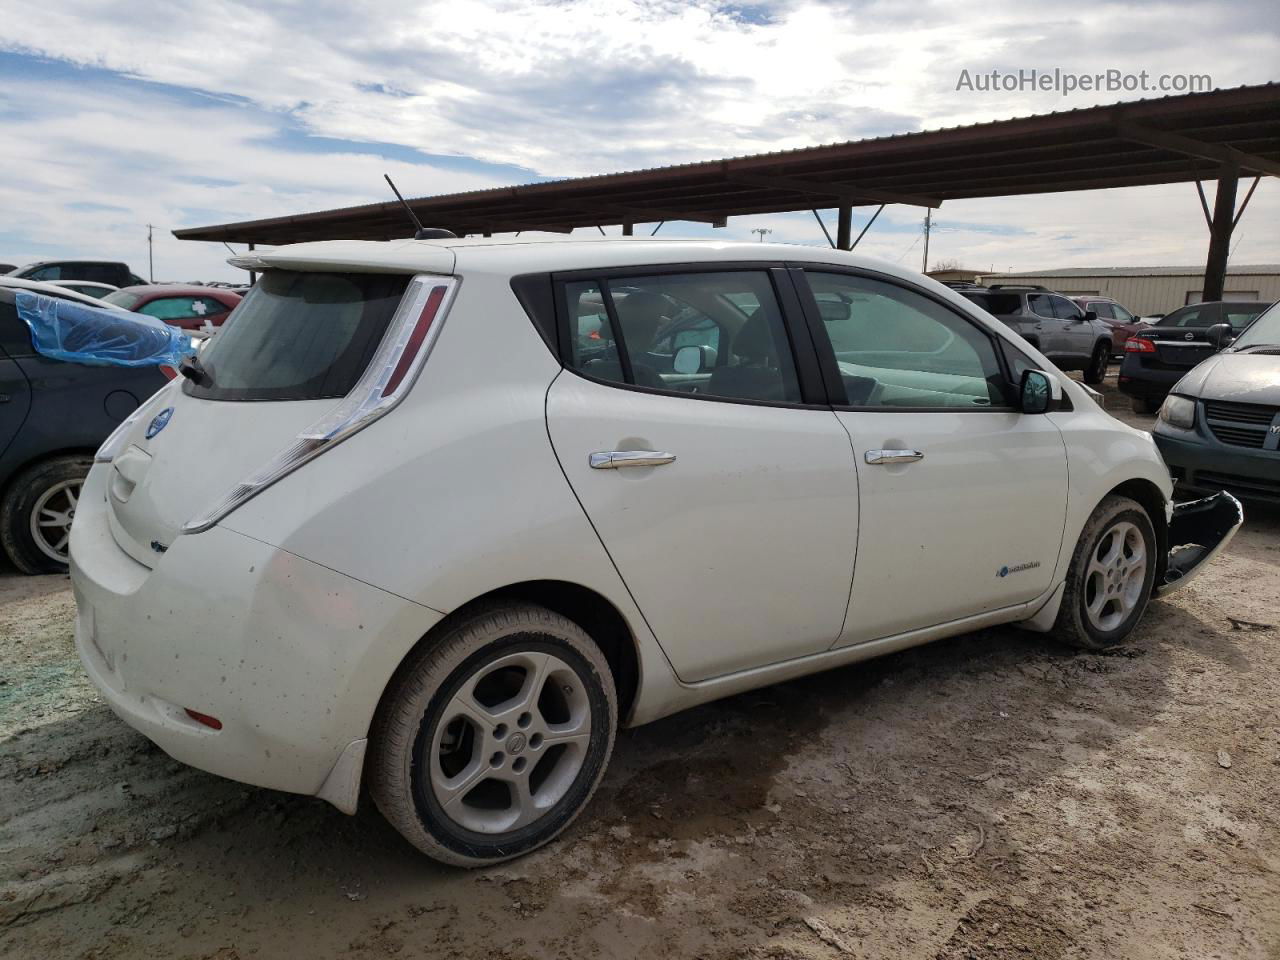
[{"x1": 1154, "y1": 492, "x2": 1244, "y2": 598}]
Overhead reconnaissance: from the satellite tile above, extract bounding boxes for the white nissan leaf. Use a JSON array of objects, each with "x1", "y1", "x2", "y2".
[{"x1": 70, "y1": 238, "x2": 1241, "y2": 866}]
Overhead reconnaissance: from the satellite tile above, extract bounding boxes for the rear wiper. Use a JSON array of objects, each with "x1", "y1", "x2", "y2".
[{"x1": 178, "y1": 354, "x2": 213, "y2": 387}]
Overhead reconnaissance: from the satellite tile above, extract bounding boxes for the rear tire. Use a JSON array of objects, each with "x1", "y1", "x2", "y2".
[
  {"x1": 0, "y1": 455, "x2": 92, "y2": 575},
  {"x1": 1083, "y1": 344, "x2": 1109, "y2": 384},
  {"x1": 1051, "y1": 495, "x2": 1157, "y2": 650},
  {"x1": 1130, "y1": 397, "x2": 1159, "y2": 415},
  {"x1": 368, "y1": 602, "x2": 617, "y2": 867}
]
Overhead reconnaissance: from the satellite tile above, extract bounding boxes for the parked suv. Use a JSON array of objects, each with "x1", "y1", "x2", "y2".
[
  {"x1": 957, "y1": 285, "x2": 1112, "y2": 383},
  {"x1": 7, "y1": 260, "x2": 146, "y2": 289},
  {"x1": 1118, "y1": 300, "x2": 1269, "y2": 413},
  {"x1": 1152, "y1": 300, "x2": 1280, "y2": 503},
  {"x1": 1072, "y1": 296, "x2": 1141, "y2": 357},
  {"x1": 0, "y1": 287, "x2": 166, "y2": 572},
  {"x1": 71, "y1": 239, "x2": 1239, "y2": 867}
]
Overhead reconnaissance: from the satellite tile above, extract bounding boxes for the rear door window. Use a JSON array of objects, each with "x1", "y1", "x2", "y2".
[
  {"x1": 563, "y1": 271, "x2": 801, "y2": 404},
  {"x1": 184, "y1": 270, "x2": 409, "y2": 401},
  {"x1": 1029, "y1": 295, "x2": 1055, "y2": 319}
]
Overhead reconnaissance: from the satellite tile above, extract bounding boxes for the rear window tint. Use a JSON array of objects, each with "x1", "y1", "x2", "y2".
[
  {"x1": 959, "y1": 293, "x2": 1022, "y2": 315},
  {"x1": 183, "y1": 270, "x2": 409, "y2": 401}
]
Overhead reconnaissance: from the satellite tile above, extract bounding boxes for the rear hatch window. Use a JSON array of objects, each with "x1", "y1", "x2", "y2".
[{"x1": 185, "y1": 270, "x2": 409, "y2": 401}]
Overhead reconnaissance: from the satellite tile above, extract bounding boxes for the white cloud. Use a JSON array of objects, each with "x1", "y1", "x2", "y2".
[{"x1": 1, "y1": 0, "x2": 1277, "y2": 279}]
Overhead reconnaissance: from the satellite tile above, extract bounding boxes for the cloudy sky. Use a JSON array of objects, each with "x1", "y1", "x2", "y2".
[{"x1": 2, "y1": 0, "x2": 1277, "y2": 282}]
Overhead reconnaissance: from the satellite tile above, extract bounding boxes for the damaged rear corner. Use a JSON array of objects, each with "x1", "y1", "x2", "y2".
[{"x1": 1154, "y1": 492, "x2": 1244, "y2": 598}]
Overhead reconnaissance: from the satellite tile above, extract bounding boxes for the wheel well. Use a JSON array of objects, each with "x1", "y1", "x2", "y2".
[
  {"x1": 398, "y1": 581, "x2": 640, "y2": 724},
  {"x1": 0, "y1": 448, "x2": 96, "y2": 501},
  {"x1": 1106, "y1": 479, "x2": 1168, "y2": 581}
]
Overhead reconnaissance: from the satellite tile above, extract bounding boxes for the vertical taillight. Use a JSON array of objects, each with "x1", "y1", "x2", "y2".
[
  {"x1": 383, "y1": 285, "x2": 447, "y2": 397},
  {"x1": 183, "y1": 275, "x2": 458, "y2": 534}
]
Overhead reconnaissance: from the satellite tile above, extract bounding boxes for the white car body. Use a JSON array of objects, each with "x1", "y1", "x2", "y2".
[
  {"x1": 0, "y1": 276, "x2": 132, "y2": 311},
  {"x1": 70, "y1": 237, "x2": 1225, "y2": 823}
]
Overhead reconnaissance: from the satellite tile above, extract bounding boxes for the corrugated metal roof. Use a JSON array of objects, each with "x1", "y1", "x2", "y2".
[
  {"x1": 987, "y1": 265, "x2": 1280, "y2": 278},
  {"x1": 174, "y1": 83, "x2": 1280, "y2": 245}
]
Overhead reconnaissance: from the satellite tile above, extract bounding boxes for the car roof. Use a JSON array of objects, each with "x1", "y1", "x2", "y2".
[
  {"x1": 232, "y1": 237, "x2": 956, "y2": 289},
  {"x1": 0, "y1": 276, "x2": 132, "y2": 311}
]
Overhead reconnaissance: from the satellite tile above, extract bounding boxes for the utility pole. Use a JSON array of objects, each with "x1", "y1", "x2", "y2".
[
  {"x1": 921, "y1": 210, "x2": 931, "y2": 273},
  {"x1": 147, "y1": 224, "x2": 155, "y2": 282},
  {"x1": 751, "y1": 228, "x2": 772, "y2": 242}
]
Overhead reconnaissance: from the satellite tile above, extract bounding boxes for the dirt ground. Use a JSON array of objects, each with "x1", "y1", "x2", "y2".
[{"x1": 2, "y1": 372, "x2": 1278, "y2": 960}]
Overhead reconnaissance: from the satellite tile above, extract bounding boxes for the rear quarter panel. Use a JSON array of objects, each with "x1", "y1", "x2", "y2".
[{"x1": 217, "y1": 270, "x2": 680, "y2": 724}]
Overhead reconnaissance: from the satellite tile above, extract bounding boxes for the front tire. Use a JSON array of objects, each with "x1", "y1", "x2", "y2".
[
  {"x1": 1131, "y1": 397, "x2": 1159, "y2": 415},
  {"x1": 1051, "y1": 495, "x2": 1157, "y2": 650},
  {"x1": 368, "y1": 603, "x2": 617, "y2": 867},
  {"x1": 1083, "y1": 344, "x2": 1109, "y2": 384},
  {"x1": 0, "y1": 455, "x2": 91, "y2": 574}
]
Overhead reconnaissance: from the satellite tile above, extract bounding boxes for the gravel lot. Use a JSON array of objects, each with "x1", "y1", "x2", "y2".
[{"x1": 2, "y1": 373, "x2": 1278, "y2": 960}]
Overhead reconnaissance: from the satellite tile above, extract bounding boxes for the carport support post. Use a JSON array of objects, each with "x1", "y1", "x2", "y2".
[
  {"x1": 247, "y1": 242, "x2": 256, "y2": 287},
  {"x1": 622, "y1": 222, "x2": 634, "y2": 237},
  {"x1": 1202, "y1": 166, "x2": 1239, "y2": 303},
  {"x1": 836, "y1": 204, "x2": 852, "y2": 250}
]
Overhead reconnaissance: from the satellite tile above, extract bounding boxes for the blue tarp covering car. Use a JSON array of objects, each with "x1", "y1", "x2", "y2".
[{"x1": 15, "y1": 290, "x2": 195, "y2": 368}]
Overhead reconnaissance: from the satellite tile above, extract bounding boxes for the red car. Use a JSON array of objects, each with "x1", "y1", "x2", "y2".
[
  {"x1": 1072, "y1": 296, "x2": 1142, "y2": 357},
  {"x1": 103, "y1": 284, "x2": 241, "y2": 331}
]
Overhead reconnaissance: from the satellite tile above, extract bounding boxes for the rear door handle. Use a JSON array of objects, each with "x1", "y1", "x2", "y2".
[
  {"x1": 589, "y1": 450, "x2": 677, "y2": 469},
  {"x1": 865, "y1": 449, "x2": 924, "y2": 465}
]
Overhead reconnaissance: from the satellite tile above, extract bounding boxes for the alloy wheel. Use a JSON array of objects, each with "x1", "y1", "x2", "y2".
[
  {"x1": 1083, "y1": 520, "x2": 1147, "y2": 632},
  {"x1": 427, "y1": 650, "x2": 593, "y2": 834},
  {"x1": 30, "y1": 478, "x2": 81, "y2": 564}
]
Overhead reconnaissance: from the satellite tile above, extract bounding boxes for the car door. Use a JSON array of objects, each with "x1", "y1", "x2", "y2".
[
  {"x1": 795, "y1": 269, "x2": 1068, "y2": 645},
  {"x1": 1052, "y1": 295, "x2": 1093, "y2": 364},
  {"x1": 545, "y1": 266, "x2": 858, "y2": 683},
  {"x1": 1027, "y1": 294, "x2": 1063, "y2": 358},
  {"x1": 0, "y1": 300, "x2": 34, "y2": 458}
]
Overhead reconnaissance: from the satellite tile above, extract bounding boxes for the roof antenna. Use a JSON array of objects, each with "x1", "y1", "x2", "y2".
[{"x1": 383, "y1": 174, "x2": 456, "y2": 240}]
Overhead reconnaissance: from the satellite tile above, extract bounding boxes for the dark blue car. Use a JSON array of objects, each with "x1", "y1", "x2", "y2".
[{"x1": 0, "y1": 287, "x2": 167, "y2": 573}]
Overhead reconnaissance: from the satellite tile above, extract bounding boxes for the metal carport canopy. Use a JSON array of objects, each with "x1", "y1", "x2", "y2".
[{"x1": 174, "y1": 83, "x2": 1279, "y2": 246}]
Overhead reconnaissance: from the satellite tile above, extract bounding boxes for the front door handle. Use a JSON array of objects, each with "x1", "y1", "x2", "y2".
[
  {"x1": 589, "y1": 450, "x2": 677, "y2": 469},
  {"x1": 865, "y1": 449, "x2": 924, "y2": 465}
]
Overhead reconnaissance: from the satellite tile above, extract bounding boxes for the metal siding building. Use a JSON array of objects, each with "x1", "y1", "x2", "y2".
[{"x1": 978, "y1": 265, "x2": 1280, "y2": 316}]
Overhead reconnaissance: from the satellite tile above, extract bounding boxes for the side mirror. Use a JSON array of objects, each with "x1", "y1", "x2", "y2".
[
  {"x1": 1020, "y1": 369, "x2": 1052, "y2": 414},
  {"x1": 673, "y1": 344, "x2": 710, "y2": 374},
  {"x1": 1206, "y1": 322, "x2": 1235, "y2": 349},
  {"x1": 1083, "y1": 310, "x2": 1098, "y2": 323}
]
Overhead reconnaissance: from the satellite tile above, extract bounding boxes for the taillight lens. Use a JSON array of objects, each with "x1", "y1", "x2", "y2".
[
  {"x1": 183, "y1": 274, "x2": 458, "y2": 534},
  {"x1": 1125, "y1": 337, "x2": 1156, "y2": 353}
]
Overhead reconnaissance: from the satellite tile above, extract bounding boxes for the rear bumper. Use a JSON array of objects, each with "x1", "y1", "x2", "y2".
[
  {"x1": 1117, "y1": 363, "x2": 1184, "y2": 400},
  {"x1": 1154, "y1": 430, "x2": 1280, "y2": 504},
  {"x1": 70, "y1": 465, "x2": 441, "y2": 805}
]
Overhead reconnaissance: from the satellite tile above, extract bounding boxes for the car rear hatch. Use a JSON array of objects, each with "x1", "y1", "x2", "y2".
[
  {"x1": 101, "y1": 266, "x2": 454, "y2": 568},
  {"x1": 1137, "y1": 328, "x2": 1219, "y2": 369}
]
